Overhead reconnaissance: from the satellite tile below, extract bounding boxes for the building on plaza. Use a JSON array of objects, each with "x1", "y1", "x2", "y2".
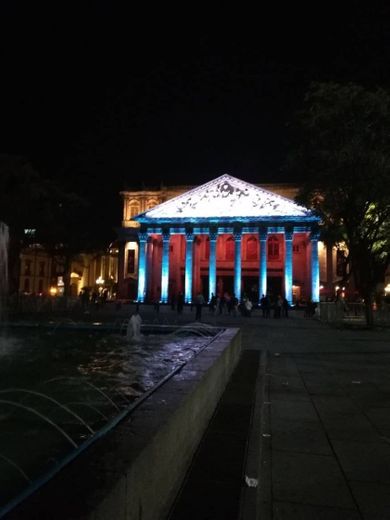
[
  {"x1": 19, "y1": 245, "x2": 118, "y2": 298},
  {"x1": 117, "y1": 174, "x2": 345, "y2": 304}
]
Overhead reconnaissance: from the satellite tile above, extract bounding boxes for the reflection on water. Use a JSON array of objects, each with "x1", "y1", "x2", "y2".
[{"x1": 0, "y1": 328, "x2": 215, "y2": 512}]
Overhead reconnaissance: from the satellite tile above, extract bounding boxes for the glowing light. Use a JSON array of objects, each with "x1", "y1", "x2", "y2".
[
  {"x1": 161, "y1": 236, "x2": 170, "y2": 303},
  {"x1": 49, "y1": 287, "x2": 57, "y2": 296},
  {"x1": 259, "y1": 236, "x2": 267, "y2": 300},
  {"x1": 335, "y1": 285, "x2": 340, "y2": 291},
  {"x1": 284, "y1": 235, "x2": 293, "y2": 304},
  {"x1": 57, "y1": 276, "x2": 64, "y2": 287},
  {"x1": 96, "y1": 276, "x2": 105, "y2": 285},
  {"x1": 234, "y1": 235, "x2": 242, "y2": 300},
  {"x1": 209, "y1": 238, "x2": 217, "y2": 301},
  {"x1": 385, "y1": 283, "x2": 390, "y2": 295},
  {"x1": 140, "y1": 174, "x2": 312, "y2": 219},
  {"x1": 311, "y1": 237, "x2": 320, "y2": 302},
  {"x1": 319, "y1": 285, "x2": 324, "y2": 290},
  {"x1": 184, "y1": 236, "x2": 193, "y2": 303},
  {"x1": 137, "y1": 239, "x2": 147, "y2": 302}
]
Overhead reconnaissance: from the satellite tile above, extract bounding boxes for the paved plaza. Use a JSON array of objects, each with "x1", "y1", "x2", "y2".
[
  {"x1": 151, "y1": 306, "x2": 390, "y2": 519},
  {"x1": 11, "y1": 303, "x2": 390, "y2": 519}
]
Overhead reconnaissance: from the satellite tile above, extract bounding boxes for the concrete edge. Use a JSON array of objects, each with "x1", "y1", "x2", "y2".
[
  {"x1": 4, "y1": 328, "x2": 242, "y2": 520},
  {"x1": 239, "y1": 350, "x2": 271, "y2": 520}
]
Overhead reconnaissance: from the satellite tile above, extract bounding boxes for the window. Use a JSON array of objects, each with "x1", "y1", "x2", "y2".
[
  {"x1": 146, "y1": 199, "x2": 158, "y2": 210},
  {"x1": 24, "y1": 278, "x2": 30, "y2": 293},
  {"x1": 24, "y1": 260, "x2": 32, "y2": 276},
  {"x1": 39, "y1": 261, "x2": 45, "y2": 276},
  {"x1": 246, "y1": 237, "x2": 258, "y2": 260},
  {"x1": 225, "y1": 237, "x2": 234, "y2": 261},
  {"x1": 127, "y1": 249, "x2": 135, "y2": 274},
  {"x1": 268, "y1": 236, "x2": 279, "y2": 260},
  {"x1": 129, "y1": 201, "x2": 140, "y2": 218}
]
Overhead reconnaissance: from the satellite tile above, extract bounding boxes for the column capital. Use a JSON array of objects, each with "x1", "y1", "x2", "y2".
[
  {"x1": 162, "y1": 228, "x2": 171, "y2": 241},
  {"x1": 233, "y1": 228, "x2": 242, "y2": 241},
  {"x1": 284, "y1": 227, "x2": 294, "y2": 241},
  {"x1": 138, "y1": 231, "x2": 148, "y2": 242},
  {"x1": 185, "y1": 228, "x2": 194, "y2": 241},
  {"x1": 258, "y1": 227, "x2": 268, "y2": 241},
  {"x1": 209, "y1": 227, "x2": 218, "y2": 241}
]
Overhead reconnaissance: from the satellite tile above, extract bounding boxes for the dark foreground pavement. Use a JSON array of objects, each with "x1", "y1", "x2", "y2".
[
  {"x1": 158, "y1": 308, "x2": 390, "y2": 520},
  {"x1": 10, "y1": 304, "x2": 390, "y2": 519}
]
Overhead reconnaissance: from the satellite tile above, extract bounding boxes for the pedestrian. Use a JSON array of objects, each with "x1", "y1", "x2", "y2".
[
  {"x1": 195, "y1": 292, "x2": 205, "y2": 321},
  {"x1": 231, "y1": 294, "x2": 239, "y2": 316},
  {"x1": 274, "y1": 295, "x2": 282, "y2": 318},
  {"x1": 209, "y1": 293, "x2": 217, "y2": 313},
  {"x1": 177, "y1": 292, "x2": 184, "y2": 314},
  {"x1": 260, "y1": 293, "x2": 267, "y2": 318},
  {"x1": 264, "y1": 294, "x2": 271, "y2": 318},
  {"x1": 282, "y1": 297, "x2": 289, "y2": 318},
  {"x1": 218, "y1": 294, "x2": 226, "y2": 315}
]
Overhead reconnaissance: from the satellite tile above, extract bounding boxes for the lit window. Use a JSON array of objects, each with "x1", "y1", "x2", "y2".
[
  {"x1": 268, "y1": 236, "x2": 279, "y2": 260},
  {"x1": 24, "y1": 260, "x2": 32, "y2": 276},
  {"x1": 127, "y1": 250, "x2": 135, "y2": 274},
  {"x1": 146, "y1": 199, "x2": 158, "y2": 210},
  {"x1": 246, "y1": 236, "x2": 258, "y2": 260},
  {"x1": 39, "y1": 261, "x2": 45, "y2": 276},
  {"x1": 129, "y1": 202, "x2": 140, "y2": 218},
  {"x1": 225, "y1": 237, "x2": 234, "y2": 261}
]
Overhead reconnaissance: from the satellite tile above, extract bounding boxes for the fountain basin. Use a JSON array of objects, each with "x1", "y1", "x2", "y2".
[{"x1": 5, "y1": 327, "x2": 241, "y2": 520}]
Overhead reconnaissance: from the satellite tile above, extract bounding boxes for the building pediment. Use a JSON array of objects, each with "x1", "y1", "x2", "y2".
[{"x1": 135, "y1": 174, "x2": 313, "y2": 222}]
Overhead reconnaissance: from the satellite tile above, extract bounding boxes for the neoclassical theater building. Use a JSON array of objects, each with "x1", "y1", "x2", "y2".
[{"x1": 117, "y1": 174, "x2": 343, "y2": 304}]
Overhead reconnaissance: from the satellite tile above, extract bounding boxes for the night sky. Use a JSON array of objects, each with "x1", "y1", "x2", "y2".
[{"x1": 1, "y1": 4, "x2": 390, "y2": 235}]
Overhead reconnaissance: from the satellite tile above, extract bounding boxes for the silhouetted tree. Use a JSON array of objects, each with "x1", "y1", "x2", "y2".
[{"x1": 288, "y1": 82, "x2": 390, "y2": 326}]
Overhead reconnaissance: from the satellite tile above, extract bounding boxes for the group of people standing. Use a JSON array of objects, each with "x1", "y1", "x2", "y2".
[
  {"x1": 260, "y1": 294, "x2": 289, "y2": 318},
  {"x1": 167, "y1": 291, "x2": 290, "y2": 321}
]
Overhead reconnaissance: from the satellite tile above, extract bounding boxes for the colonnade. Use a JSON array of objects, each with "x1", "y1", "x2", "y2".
[{"x1": 137, "y1": 227, "x2": 320, "y2": 304}]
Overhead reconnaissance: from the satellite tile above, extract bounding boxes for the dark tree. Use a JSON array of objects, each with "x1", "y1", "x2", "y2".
[
  {"x1": 0, "y1": 155, "x2": 49, "y2": 294},
  {"x1": 288, "y1": 82, "x2": 390, "y2": 326},
  {"x1": 0, "y1": 155, "x2": 112, "y2": 298}
]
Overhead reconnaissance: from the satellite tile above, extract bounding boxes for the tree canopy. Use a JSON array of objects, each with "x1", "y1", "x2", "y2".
[
  {"x1": 288, "y1": 82, "x2": 390, "y2": 324},
  {"x1": 0, "y1": 155, "x2": 113, "y2": 295}
]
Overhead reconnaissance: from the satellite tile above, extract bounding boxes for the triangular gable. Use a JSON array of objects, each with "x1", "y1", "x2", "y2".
[{"x1": 136, "y1": 174, "x2": 312, "y2": 220}]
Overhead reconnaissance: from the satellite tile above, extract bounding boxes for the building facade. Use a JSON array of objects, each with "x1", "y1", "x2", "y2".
[
  {"x1": 117, "y1": 174, "x2": 345, "y2": 304},
  {"x1": 19, "y1": 246, "x2": 118, "y2": 298}
]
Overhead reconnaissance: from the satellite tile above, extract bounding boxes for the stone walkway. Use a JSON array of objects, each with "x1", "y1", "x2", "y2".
[{"x1": 159, "y1": 308, "x2": 390, "y2": 519}]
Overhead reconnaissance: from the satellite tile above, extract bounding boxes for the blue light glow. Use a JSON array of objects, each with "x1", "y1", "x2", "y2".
[
  {"x1": 137, "y1": 240, "x2": 147, "y2": 302},
  {"x1": 185, "y1": 236, "x2": 193, "y2": 303},
  {"x1": 209, "y1": 238, "x2": 217, "y2": 301},
  {"x1": 161, "y1": 235, "x2": 170, "y2": 303},
  {"x1": 234, "y1": 235, "x2": 242, "y2": 300},
  {"x1": 259, "y1": 237, "x2": 267, "y2": 301},
  {"x1": 311, "y1": 238, "x2": 320, "y2": 302},
  {"x1": 284, "y1": 236, "x2": 293, "y2": 304}
]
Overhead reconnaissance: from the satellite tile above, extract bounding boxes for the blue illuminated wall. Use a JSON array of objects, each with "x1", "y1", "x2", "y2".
[
  {"x1": 284, "y1": 231, "x2": 293, "y2": 304},
  {"x1": 184, "y1": 235, "x2": 193, "y2": 303},
  {"x1": 311, "y1": 235, "x2": 320, "y2": 302},
  {"x1": 161, "y1": 234, "x2": 170, "y2": 303},
  {"x1": 137, "y1": 238, "x2": 147, "y2": 302}
]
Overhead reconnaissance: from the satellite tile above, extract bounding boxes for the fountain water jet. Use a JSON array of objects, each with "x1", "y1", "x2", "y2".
[{"x1": 126, "y1": 310, "x2": 142, "y2": 341}]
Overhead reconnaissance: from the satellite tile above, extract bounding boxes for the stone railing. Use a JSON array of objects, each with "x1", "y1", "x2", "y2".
[{"x1": 319, "y1": 302, "x2": 390, "y2": 325}]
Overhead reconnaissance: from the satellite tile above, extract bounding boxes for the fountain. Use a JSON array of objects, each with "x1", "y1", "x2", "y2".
[
  {"x1": 0, "y1": 222, "x2": 9, "y2": 324},
  {"x1": 126, "y1": 309, "x2": 142, "y2": 341}
]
